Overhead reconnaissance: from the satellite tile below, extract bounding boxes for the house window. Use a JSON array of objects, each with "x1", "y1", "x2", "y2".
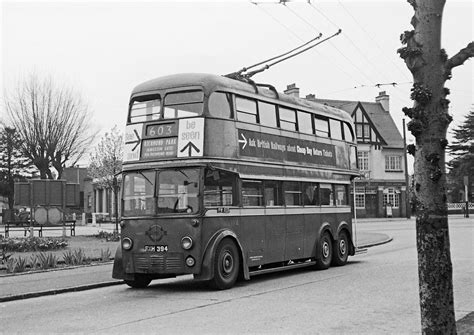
[
  {"x1": 383, "y1": 188, "x2": 400, "y2": 208},
  {"x1": 354, "y1": 186, "x2": 365, "y2": 208},
  {"x1": 358, "y1": 151, "x2": 369, "y2": 171},
  {"x1": 385, "y1": 156, "x2": 402, "y2": 171}
]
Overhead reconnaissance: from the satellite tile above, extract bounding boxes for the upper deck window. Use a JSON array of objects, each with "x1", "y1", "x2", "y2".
[
  {"x1": 258, "y1": 101, "x2": 277, "y2": 128},
  {"x1": 163, "y1": 90, "x2": 203, "y2": 119},
  {"x1": 297, "y1": 111, "x2": 313, "y2": 135},
  {"x1": 329, "y1": 119, "x2": 343, "y2": 140},
  {"x1": 129, "y1": 95, "x2": 161, "y2": 123},
  {"x1": 343, "y1": 122, "x2": 354, "y2": 142},
  {"x1": 314, "y1": 116, "x2": 329, "y2": 137},
  {"x1": 208, "y1": 92, "x2": 232, "y2": 118},
  {"x1": 279, "y1": 107, "x2": 297, "y2": 131},
  {"x1": 236, "y1": 97, "x2": 258, "y2": 123}
]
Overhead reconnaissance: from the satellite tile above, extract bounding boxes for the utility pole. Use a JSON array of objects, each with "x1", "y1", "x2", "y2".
[{"x1": 403, "y1": 119, "x2": 410, "y2": 219}]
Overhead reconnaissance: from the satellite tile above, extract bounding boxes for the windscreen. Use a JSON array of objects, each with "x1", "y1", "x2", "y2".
[
  {"x1": 122, "y1": 168, "x2": 200, "y2": 216},
  {"x1": 123, "y1": 171, "x2": 156, "y2": 216}
]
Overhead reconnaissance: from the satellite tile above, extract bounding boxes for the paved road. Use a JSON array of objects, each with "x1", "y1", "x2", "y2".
[{"x1": 1, "y1": 218, "x2": 472, "y2": 333}]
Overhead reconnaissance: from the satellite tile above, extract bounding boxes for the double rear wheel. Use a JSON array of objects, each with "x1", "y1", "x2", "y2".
[{"x1": 316, "y1": 230, "x2": 349, "y2": 269}]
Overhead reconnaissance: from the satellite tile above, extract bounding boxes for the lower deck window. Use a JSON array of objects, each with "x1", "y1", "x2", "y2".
[
  {"x1": 204, "y1": 169, "x2": 236, "y2": 207},
  {"x1": 242, "y1": 180, "x2": 263, "y2": 206}
]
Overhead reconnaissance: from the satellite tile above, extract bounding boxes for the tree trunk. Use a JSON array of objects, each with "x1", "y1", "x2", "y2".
[{"x1": 399, "y1": 0, "x2": 457, "y2": 333}]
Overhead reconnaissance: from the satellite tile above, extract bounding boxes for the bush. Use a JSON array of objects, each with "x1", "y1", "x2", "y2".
[
  {"x1": 0, "y1": 237, "x2": 68, "y2": 252},
  {"x1": 95, "y1": 230, "x2": 120, "y2": 242},
  {"x1": 37, "y1": 252, "x2": 58, "y2": 270}
]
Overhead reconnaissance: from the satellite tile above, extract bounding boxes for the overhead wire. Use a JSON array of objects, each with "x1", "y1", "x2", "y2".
[
  {"x1": 307, "y1": 1, "x2": 397, "y2": 84},
  {"x1": 284, "y1": 4, "x2": 377, "y2": 86},
  {"x1": 306, "y1": 1, "x2": 412, "y2": 106},
  {"x1": 251, "y1": 1, "x2": 361, "y2": 85},
  {"x1": 336, "y1": 0, "x2": 411, "y2": 82}
]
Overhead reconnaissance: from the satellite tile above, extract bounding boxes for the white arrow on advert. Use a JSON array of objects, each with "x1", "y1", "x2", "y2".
[{"x1": 238, "y1": 133, "x2": 247, "y2": 149}]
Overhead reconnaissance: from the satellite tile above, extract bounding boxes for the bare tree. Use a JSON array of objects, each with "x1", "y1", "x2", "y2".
[
  {"x1": 398, "y1": 0, "x2": 474, "y2": 333},
  {"x1": 0, "y1": 126, "x2": 33, "y2": 209},
  {"x1": 88, "y1": 126, "x2": 123, "y2": 232},
  {"x1": 4, "y1": 73, "x2": 96, "y2": 179}
]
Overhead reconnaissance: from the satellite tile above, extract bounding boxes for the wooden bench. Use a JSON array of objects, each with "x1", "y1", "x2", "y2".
[{"x1": 3, "y1": 220, "x2": 76, "y2": 238}]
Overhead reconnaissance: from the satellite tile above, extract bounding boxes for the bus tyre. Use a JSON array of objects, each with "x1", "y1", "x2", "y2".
[
  {"x1": 316, "y1": 232, "x2": 332, "y2": 270},
  {"x1": 332, "y1": 230, "x2": 349, "y2": 266},
  {"x1": 124, "y1": 274, "x2": 152, "y2": 288},
  {"x1": 210, "y1": 239, "x2": 240, "y2": 290}
]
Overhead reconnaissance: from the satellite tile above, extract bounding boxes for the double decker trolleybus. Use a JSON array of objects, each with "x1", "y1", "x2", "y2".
[{"x1": 112, "y1": 73, "x2": 360, "y2": 289}]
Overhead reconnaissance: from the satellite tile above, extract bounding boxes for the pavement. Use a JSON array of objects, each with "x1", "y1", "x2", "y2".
[{"x1": 0, "y1": 220, "x2": 393, "y2": 303}]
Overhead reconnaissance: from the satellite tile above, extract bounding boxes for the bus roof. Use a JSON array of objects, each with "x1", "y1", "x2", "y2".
[{"x1": 131, "y1": 73, "x2": 352, "y2": 123}]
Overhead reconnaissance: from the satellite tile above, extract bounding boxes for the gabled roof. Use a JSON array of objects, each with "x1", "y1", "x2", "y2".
[{"x1": 312, "y1": 98, "x2": 404, "y2": 149}]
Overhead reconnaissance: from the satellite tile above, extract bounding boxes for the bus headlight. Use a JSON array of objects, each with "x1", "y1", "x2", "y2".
[
  {"x1": 122, "y1": 237, "x2": 133, "y2": 250},
  {"x1": 181, "y1": 236, "x2": 193, "y2": 250},
  {"x1": 185, "y1": 256, "x2": 195, "y2": 267}
]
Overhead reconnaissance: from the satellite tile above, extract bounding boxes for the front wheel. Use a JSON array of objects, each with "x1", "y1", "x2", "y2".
[
  {"x1": 124, "y1": 274, "x2": 152, "y2": 288},
  {"x1": 209, "y1": 238, "x2": 240, "y2": 290},
  {"x1": 315, "y1": 232, "x2": 332, "y2": 270},
  {"x1": 332, "y1": 230, "x2": 349, "y2": 266}
]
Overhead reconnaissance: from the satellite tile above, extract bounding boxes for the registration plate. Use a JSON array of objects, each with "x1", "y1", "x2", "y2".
[{"x1": 144, "y1": 245, "x2": 169, "y2": 252}]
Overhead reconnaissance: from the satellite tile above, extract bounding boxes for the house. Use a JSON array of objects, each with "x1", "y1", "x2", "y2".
[{"x1": 284, "y1": 85, "x2": 409, "y2": 218}]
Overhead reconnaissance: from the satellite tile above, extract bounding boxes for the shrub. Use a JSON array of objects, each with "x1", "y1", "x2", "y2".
[
  {"x1": 15, "y1": 256, "x2": 28, "y2": 273},
  {"x1": 95, "y1": 230, "x2": 120, "y2": 242},
  {"x1": 0, "y1": 237, "x2": 68, "y2": 253},
  {"x1": 100, "y1": 248, "x2": 111, "y2": 262},
  {"x1": 30, "y1": 254, "x2": 38, "y2": 270},
  {"x1": 5, "y1": 258, "x2": 17, "y2": 273},
  {"x1": 38, "y1": 252, "x2": 58, "y2": 270}
]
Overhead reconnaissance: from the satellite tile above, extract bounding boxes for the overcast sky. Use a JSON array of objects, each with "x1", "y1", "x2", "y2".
[{"x1": 1, "y1": 0, "x2": 473, "y2": 166}]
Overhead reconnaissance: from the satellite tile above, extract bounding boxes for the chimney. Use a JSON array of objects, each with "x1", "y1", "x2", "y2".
[
  {"x1": 375, "y1": 91, "x2": 390, "y2": 112},
  {"x1": 305, "y1": 93, "x2": 316, "y2": 101},
  {"x1": 284, "y1": 83, "x2": 300, "y2": 97}
]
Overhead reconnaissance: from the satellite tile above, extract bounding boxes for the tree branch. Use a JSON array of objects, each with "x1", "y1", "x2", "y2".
[{"x1": 446, "y1": 41, "x2": 474, "y2": 71}]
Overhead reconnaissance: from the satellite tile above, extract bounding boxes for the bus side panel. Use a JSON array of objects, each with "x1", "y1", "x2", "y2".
[
  {"x1": 264, "y1": 214, "x2": 286, "y2": 264},
  {"x1": 303, "y1": 213, "x2": 320, "y2": 258},
  {"x1": 239, "y1": 212, "x2": 266, "y2": 266},
  {"x1": 285, "y1": 213, "x2": 305, "y2": 260},
  {"x1": 319, "y1": 212, "x2": 337, "y2": 239}
]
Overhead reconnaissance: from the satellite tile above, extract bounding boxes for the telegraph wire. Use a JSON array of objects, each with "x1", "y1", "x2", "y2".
[
  {"x1": 284, "y1": 4, "x2": 376, "y2": 86},
  {"x1": 336, "y1": 0, "x2": 411, "y2": 82},
  {"x1": 251, "y1": 1, "x2": 364, "y2": 85},
  {"x1": 306, "y1": 1, "x2": 402, "y2": 86},
  {"x1": 252, "y1": 2, "x2": 304, "y2": 42}
]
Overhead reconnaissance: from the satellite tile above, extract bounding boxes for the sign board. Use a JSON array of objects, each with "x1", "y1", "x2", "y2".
[
  {"x1": 141, "y1": 137, "x2": 178, "y2": 159},
  {"x1": 124, "y1": 124, "x2": 143, "y2": 161},
  {"x1": 238, "y1": 129, "x2": 336, "y2": 166},
  {"x1": 123, "y1": 118, "x2": 205, "y2": 162},
  {"x1": 177, "y1": 118, "x2": 204, "y2": 158}
]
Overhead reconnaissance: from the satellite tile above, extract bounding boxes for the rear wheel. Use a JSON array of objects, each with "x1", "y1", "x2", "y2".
[
  {"x1": 315, "y1": 232, "x2": 332, "y2": 270},
  {"x1": 209, "y1": 238, "x2": 240, "y2": 290},
  {"x1": 124, "y1": 274, "x2": 151, "y2": 288},
  {"x1": 332, "y1": 230, "x2": 349, "y2": 266}
]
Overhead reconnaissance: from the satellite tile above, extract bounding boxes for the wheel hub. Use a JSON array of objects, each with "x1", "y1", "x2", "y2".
[
  {"x1": 339, "y1": 240, "x2": 346, "y2": 255},
  {"x1": 222, "y1": 252, "x2": 234, "y2": 274},
  {"x1": 322, "y1": 241, "x2": 330, "y2": 258}
]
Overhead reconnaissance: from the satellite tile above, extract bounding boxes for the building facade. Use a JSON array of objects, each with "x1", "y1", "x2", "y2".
[{"x1": 285, "y1": 85, "x2": 408, "y2": 218}]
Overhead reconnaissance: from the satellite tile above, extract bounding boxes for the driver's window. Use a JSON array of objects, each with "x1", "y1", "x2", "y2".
[{"x1": 157, "y1": 169, "x2": 199, "y2": 213}]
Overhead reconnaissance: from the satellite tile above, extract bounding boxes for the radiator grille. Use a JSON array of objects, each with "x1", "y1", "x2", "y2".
[{"x1": 134, "y1": 253, "x2": 184, "y2": 273}]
